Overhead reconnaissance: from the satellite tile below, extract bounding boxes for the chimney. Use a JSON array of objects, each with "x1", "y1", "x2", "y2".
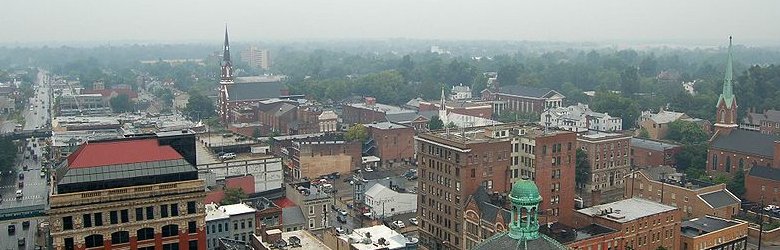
[
  {"x1": 260, "y1": 224, "x2": 268, "y2": 242},
  {"x1": 365, "y1": 97, "x2": 376, "y2": 106}
]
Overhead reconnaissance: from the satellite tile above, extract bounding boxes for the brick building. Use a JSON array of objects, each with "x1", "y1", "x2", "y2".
[
  {"x1": 680, "y1": 216, "x2": 748, "y2": 250},
  {"x1": 744, "y1": 165, "x2": 780, "y2": 204},
  {"x1": 574, "y1": 198, "x2": 681, "y2": 250},
  {"x1": 364, "y1": 122, "x2": 415, "y2": 166},
  {"x1": 418, "y1": 100, "x2": 493, "y2": 120},
  {"x1": 630, "y1": 138, "x2": 682, "y2": 167},
  {"x1": 742, "y1": 109, "x2": 780, "y2": 135},
  {"x1": 481, "y1": 85, "x2": 565, "y2": 114},
  {"x1": 625, "y1": 166, "x2": 740, "y2": 220},
  {"x1": 415, "y1": 124, "x2": 575, "y2": 250},
  {"x1": 576, "y1": 131, "x2": 632, "y2": 207},
  {"x1": 284, "y1": 182, "x2": 332, "y2": 230},
  {"x1": 49, "y1": 135, "x2": 206, "y2": 250},
  {"x1": 342, "y1": 97, "x2": 416, "y2": 125},
  {"x1": 289, "y1": 140, "x2": 361, "y2": 180}
]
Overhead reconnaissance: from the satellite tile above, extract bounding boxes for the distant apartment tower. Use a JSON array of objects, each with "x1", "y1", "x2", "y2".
[
  {"x1": 240, "y1": 46, "x2": 270, "y2": 70},
  {"x1": 49, "y1": 134, "x2": 206, "y2": 250},
  {"x1": 415, "y1": 123, "x2": 576, "y2": 250}
]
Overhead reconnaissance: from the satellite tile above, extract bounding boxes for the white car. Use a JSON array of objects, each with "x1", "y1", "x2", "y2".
[
  {"x1": 335, "y1": 227, "x2": 345, "y2": 234},
  {"x1": 765, "y1": 205, "x2": 779, "y2": 211},
  {"x1": 392, "y1": 220, "x2": 405, "y2": 229},
  {"x1": 364, "y1": 167, "x2": 374, "y2": 172},
  {"x1": 220, "y1": 153, "x2": 236, "y2": 160},
  {"x1": 15, "y1": 189, "x2": 23, "y2": 199},
  {"x1": 409, "y1": 218, "x2": 418, "y2": 226},
  {"x1": 338, "y1": 209, "x2": 348, "y2": 216}
]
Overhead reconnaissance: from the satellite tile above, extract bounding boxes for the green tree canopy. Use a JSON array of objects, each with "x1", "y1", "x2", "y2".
[
  {"x1": 184, "y1": 91, "x2": 216, "y2": 120},
  {"x1": 667, "y1": 120, "x2": 708, "y2": 145},
  {"x1": 344, "y1": 124, "x2": 368, "y2": 142},
  {"x1": 0, "y1": 139, "x2": 17, "y2": 174},
  {"x1": 575, "y1": 149, "x2": 591, "y2": 190},
  {"x1": 428, "y1": 115, "x2": 444, "y2": 130},
  {"x1": 221, "y1": 187, "x2": 247, "y2": 205},
  {"x1": 109, "y1": 93, "x2": 134, "y2": 113}
]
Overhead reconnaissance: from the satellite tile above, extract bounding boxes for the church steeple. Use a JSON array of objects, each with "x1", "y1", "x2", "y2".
[
  {"x1": 220, "y1": 26, "x2": 234, "y2": 82},
  {"x1": 714, "y1": 36, "x2": 738, "y2": 133}
]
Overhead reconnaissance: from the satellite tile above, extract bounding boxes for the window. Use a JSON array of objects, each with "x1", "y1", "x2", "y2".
[
  {"x1": 711, "y1": 154, "x2": 718, "y2": 170},
  {"x1": 162, "y1": 224, "x2": 179, "y2": 237},
  {"x1": 162, "y1": 243, "x2": 180, "y2": 250},
  {"x1": 146, "y1": 206, "x2": 154, "y2": 220},
  {"x1": 84, "y1": 234, "x2": 104, "y2": 248},
  {"x1": 189, "y1": 240, "x2": 199, "y2": 250},
  {"x1": 111, "y1": 231, "x2": 130, "y2": 245},
  {"x1": 138, "y1": 247, "x2": 155, "y2": 250},
  {"x1": 120, "y1": 210, "x2": 129, "y2": 223},
  {"x1": 187, "y1": 201, "x2": 196, "y2": 214},
  {"x1": 248, "y1": 219, "x2": 252, "y2": 229},
  {"x1": 62, "y1": 216, "x2": 73, "y2": 230},
  {"x1": 135, "y1": 208, "x2": 143, "y2": 221},
  {"x1": 218, "y1": 223, "x2": 222, "y2": 232},
  {"x1": 309, "y1": 206, "x2": 314, "y2": 215},
  {"x1": 234, "y1": 222, "x2": 238, "y2": 230},
  {"x1": 83, "y1": 214, "x2": 92, "y2": 228},
  {"x1": 161, "y1": 204, "x2": 169, "y2": 218},
  {"x1": 94, "y1": 213, "x2": 103, "y2": 226},
  {"x1": 110, "y1": 211, "x2": 118, "y2": 224},
  {"x1": 137, "y1": 228, "x2": 155, "y2": 241},
  {"x1": 64, "y1": 238, "x2": 75, "y2": 250},
  {"x1": 188, "y1": 221, "x2": 197, "y2": 234},
  {"x1": 171, "y1": 203, "x2": 179, "y2": 216}
]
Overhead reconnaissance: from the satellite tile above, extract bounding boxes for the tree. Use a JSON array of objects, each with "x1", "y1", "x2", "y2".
[
  {"x1": 109, "y1": 93, "x2": 134, "y2": 113},
  {"x1": 620, "y1": 66, "x2": 640, "y2": 97},
  {"x1": 667, "y1": 120, "x2": 708, "y2": 145},
  {"x1": 675, "y1": 144, "x2": 708, "y2": 172},
  {"x1": 727, "y1": 170, "x2": 746, "y2": 197},
  {"x1": 575, "y1": 149, "x2": 591, "y2": 190},
  {"x1": 344, "y1": 124, "x2": 368, "y2": 142},
  {"x1": 638, "y1": 127, "x2": 650, "y2": 138},
  {"x1": 221, "y1": 187, "x2": 247, "y2": 205},
  {"x1": 184, "y1": 91, "x2": 216, "y2": 120},
  {"x1": 428, "y1": 115, "x2": 444, "y2": 130}
]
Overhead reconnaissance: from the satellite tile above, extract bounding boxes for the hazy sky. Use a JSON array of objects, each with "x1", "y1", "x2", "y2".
[{"x1": 3, "y1": 0, "x2": 779, "y2": 45}]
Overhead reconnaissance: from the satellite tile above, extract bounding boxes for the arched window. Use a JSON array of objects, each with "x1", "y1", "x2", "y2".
[
  {"x1": 725, "y1": 156, "x2": 731, "y2": 172},
  {"x1": 137, "y1": 228, "x2": 155, "y2": 241},
  {"x1": 711, "y1": 154, "x2": 718, "y2": 170},
  {"x1": 111, "y1": 231, "x2": 130, "y2": 245},
  {"x1": 84, "y1": 234, "x2": 104, "y2": 248},
  {"x1": 162, "y1": 224, "x2": 179, "y2": 237},
  {"x1": 720, "y1": 111, "x2": 725, "y2": 122}
]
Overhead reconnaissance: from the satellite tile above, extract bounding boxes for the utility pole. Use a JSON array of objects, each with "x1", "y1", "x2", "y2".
[{"x1": 758, "y1": 196, "x2": 764, "y2": 250}]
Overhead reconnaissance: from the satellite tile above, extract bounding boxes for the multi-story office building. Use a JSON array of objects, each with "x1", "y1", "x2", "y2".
[
  {"x1": 415, "y1": 124, "x2": 576, "y2": 250},
  {"x1": 240, "y1": 46, "x2": 270, "y2": 70},
  {"x1": 574, "y1": 198, "x2": 681, "y2": 250},
  {"x1": 576, "y1": 131, "x2": 632, "y2": 206},
  {"x1": 49, "y1": 135, "x2": 206, "y2": 250},
  {"x1": 680, "y1": 216, "x2": 748, "y2": 250}
]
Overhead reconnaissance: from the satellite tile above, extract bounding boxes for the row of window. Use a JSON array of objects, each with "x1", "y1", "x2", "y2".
[
  {"x1": 62, "y1": 224, "x2": 198, "y2": 250},
  {"x1": 62, "y1": 201, "x2": 198, "y2": 230}
]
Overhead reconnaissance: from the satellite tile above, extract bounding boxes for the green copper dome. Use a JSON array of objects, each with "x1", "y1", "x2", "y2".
[{"x1": 511, "y1": 179, "x2": 540, "y2": 198}]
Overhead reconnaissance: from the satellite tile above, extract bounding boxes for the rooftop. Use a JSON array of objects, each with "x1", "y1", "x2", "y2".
[
  {"x1": 417, "y1": 123, "x2": 570, "y2": 146},
  {"x1": 711, "y1": 129, "x2": 777, "y2": 158},
  {"x1": 699, "y1": 190, "x2": 740, "y2": 209},
  {"x1": 339, "y1": 225, "x2": 414, "y2": 250},
  {"x1": 645, "y1": 110, "x2": 686, "y2": 124},
  {"x1": 681, "y1": 216, "x2": 742, "y2": 237},
  {"x1": 221, "y1": 203, "x2": 257, "y2": 216},
  {"x1": 576, "y1": 198, "x2": 678, "y2": 223},
  {"x1": 281, "y1": 206, "x2": 306, "y2": 226},
  {"x1": 496, "y1": 85, "x2": 559, "y2": 99},
  {"x1": 748, "y1": 165, "x2": 780, "y2": 181},
  {"x1": 363, "y1": 121, "x2": 410, "y2": 130},
  {"x1": 577, "y1": 131, "x2": 629, "y2": 140},
  {"x1": 347, "y1": 102, "x2": 414, "y2": 115},
  {"x1": 542, "y1": 223, "x2": 617, "y2": 244},
  {"x1": 630, "y1": 138, "x2": 680, "y2": 151},
  {"x1": 205, "y1": 203, "x2": 230, "y2": 221},
  {"x1": 66, "y1": 138, "x2": 183, "y2": 169},
  {"x1": 255, "y1": 230, "x2": 331, "y2": 250}
]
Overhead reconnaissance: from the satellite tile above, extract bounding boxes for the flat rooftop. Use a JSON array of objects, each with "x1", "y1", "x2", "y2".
[
  {"x1": 417, "y1": 123, "x2": 570, "y2": 145},
  {"x1": 681, "y1": 216, "x2": 742, "y2": 237},
  {"x1": 339, "y1": 225, "x2": 412, "y2": 250},
  {"x1": 576, "y1": 198, "x2": 678, "y2": 223},
  {"x1": 577, "y1": 131, "x2": 630, "y2": 140},
  {"x1": 255, "y1": 230, "x2": 331, "y2": 250},
  {"x1": 631, "y1": 138, "x2": 680, "y2": 151},
  {"x1": 543, "y1": 223, "x2": 617, "y2": 244},
  {"x1": 363, "y1": 121, "x2": 409, "y2": 130},
  {"x1": 347, "y1": 102, "x2": 414, "y2": 114}
]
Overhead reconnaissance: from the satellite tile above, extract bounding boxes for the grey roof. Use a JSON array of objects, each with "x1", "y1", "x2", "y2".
[
  {"x1": 744, "y1": 110, "x2": 780, "y2": 124},
  {"x1": 57, "y1": 158, "x2": 195, "y2": 186},
  {"x1": 282, "y1": 206, "x2": 306, "y2": 226},
  {"x1": 748, "y1": 165, "x2": 780, "y2": 181},
  {"x1": 405, "y1": 98, "x2": 426, "y2": 108},
  {"x1": 639, "y1": 165, "x2": 678, "y2": 181},
  {"x1": 385, "y1": 112, "x2": 426, "y2": 124},
  {"x1": 363, "y1": 121, "x2": 409, "y2": 130},
  {"x1": 699, "y1": 190, "x2": 740, "y2": 208},
  {"x1": 711, "y1": 129, "x2": 777, "y2": 158},
  {"x1": 468, "y1": 186, "x2": 511, "y2": 225},
  {"x1": 576, "y1": 198, "x2": 677, "y2": 223},
  {"x1": 681, "y1": 216, "x2": 740, "y2": 237},
  {"x1": 226, "y1": 81, "x2": 285, "y2": 101},
  {"x1": 647, "y1": 111, "x2": 686, "y2": 124},
  {"x1": 497, "y1": 85, "x2": 558, "y2": 98},
  {"x1": 473, "y1": 232, "x2": 567, "y2": 250},
  {"x1": 631, "y1": 138, "x2": 680, "y2": 151}
]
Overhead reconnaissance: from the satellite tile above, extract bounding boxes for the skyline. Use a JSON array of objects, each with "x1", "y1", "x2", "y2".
[{"x1": 2, "y1": 0, "x2": 780, "y2": 47}]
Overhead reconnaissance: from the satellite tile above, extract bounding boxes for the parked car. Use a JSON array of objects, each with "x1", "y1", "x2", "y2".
[
  {"x1": 392, "y1": 220, "x2": 406, "y2": 229},
  {"x1": 364, "y1": 167, "x2": 374, "y2": 172},
  {"x1": 18, "y1": 237, "x2": 25, "y2": 246},
  {"x1": 22, "y1": 221, "x2": 30, "y2": 229},
  {"x1": 220, "y1": 152, "x2": 236, "y2": 160},
  {"x1": 337, "y1": 215, "x2": 347, "y2": 223},
  {"x1": 339, "y1": 209, "x2": 348, "y2": 216},
  {"x1": 8, "y1": 224, "x2": 15, "y2": 235},
  {"x1": 409, "y1": 218, "x2": 418, "y2": 226},
  {"x1": 335, "y1": 227, "x2": 346, "y2": 234},
  {"x1": 16, "y1": 189, "x2": 23, "y2": 199},
  {"x1": 18, "y1": 173, "x2": 24, "y2": 180}
]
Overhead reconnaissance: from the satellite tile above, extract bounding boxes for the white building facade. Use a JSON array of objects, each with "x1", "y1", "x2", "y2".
[
  {"x1": 540, "y1": 103, "x2": 622, "y2": 132},
  {"x1": 364, "y1": 183, "x2": 417, "y2": 219}
]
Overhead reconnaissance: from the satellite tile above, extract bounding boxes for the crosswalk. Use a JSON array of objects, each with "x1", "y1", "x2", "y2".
[
  {"x1": 0, "y1": 182, "x2": 45, "y2": 189},
  {"x1": 0, "y1": 195, "x2": 42, "y2": 202}
]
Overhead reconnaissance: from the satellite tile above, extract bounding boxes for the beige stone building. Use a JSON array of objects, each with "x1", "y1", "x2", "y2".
[{"x1": 49, "y1": 135, "x2": 207, "y2": 250}]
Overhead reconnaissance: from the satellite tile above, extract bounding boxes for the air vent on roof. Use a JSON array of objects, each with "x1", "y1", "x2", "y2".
[{"x1": 607, "y1": 213, "x2": 625, "y2": 220}]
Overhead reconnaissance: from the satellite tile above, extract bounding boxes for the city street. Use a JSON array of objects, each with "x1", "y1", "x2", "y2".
[{"x1": 0, "y1": 70, "x2": 51, "y2": 249}]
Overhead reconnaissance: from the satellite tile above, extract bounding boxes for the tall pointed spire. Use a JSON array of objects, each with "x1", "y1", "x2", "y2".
[
  {"x1": 721, "y1": 36, "x2": 734, "y2": 106},
  {"x1": 440, "y1": 85, "x2": 446, "y2": 111},
  {"x1": 223, "y1": 26, "x2": 231, "y2": 63},
  {"x1": 220, "y1": 25, "x2": 233, "y2": 82}
]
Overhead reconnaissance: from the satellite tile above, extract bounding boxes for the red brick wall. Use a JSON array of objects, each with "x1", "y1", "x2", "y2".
[
  {"x1": 706, "y1": 147, "x2": 772, "y2": 176},
  {"x1": 631, "y1": 146, "x2": 681, "y2": 168},
  {"x1": 495, "y1": 94, "x2": 545, "y2": 114},
  {"x1": 565, "y1": 230, "x2": 624, "y2": 249},
  {"x1": 367, "y1": 125, "x2": 415, "y2": 163},
  {"x1": 534, "y1": 132, "x2": 577, "y2": 226},
  {"x1": 342, "y1": 105, "x2": 386, "y2": 124},
  {"x1": 573, "y1": 208, "x2": 681, "y2": 250},
  {"x1": 745, "y1": 175, "x2": 780, "y2": 204}
]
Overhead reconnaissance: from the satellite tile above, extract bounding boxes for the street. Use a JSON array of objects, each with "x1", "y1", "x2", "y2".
[{"x1": 0, "y1": 69, "x2": 51, "y2": 249}]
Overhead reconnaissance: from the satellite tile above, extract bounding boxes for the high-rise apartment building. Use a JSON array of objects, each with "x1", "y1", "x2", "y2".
[
  {"x1": 49, "y1": 134, "x2": 206, "y2": 250},
  {"x1": 415, "y1": 124, "x2": 576, "y2": 250},
  {"x1": 240, "y1": 46, "x2": 270, "y2": 70},
  {"x1": 576, "y1": 131, "x2": 632, "y2": 207}
]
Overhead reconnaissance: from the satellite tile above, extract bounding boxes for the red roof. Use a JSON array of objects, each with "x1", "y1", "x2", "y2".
[
  {"x1": 67, "y1": 139, "x2": 183, "y2": 169},
  {"x1": 226, "y1": 175, "x2": 255, "y2": 194},
  {"x1": 274, "y1": 197, "x2": 297, "y2": 208},
  {"x1": 205, "y1": 190, "x2": 225, "y2": 204}
]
